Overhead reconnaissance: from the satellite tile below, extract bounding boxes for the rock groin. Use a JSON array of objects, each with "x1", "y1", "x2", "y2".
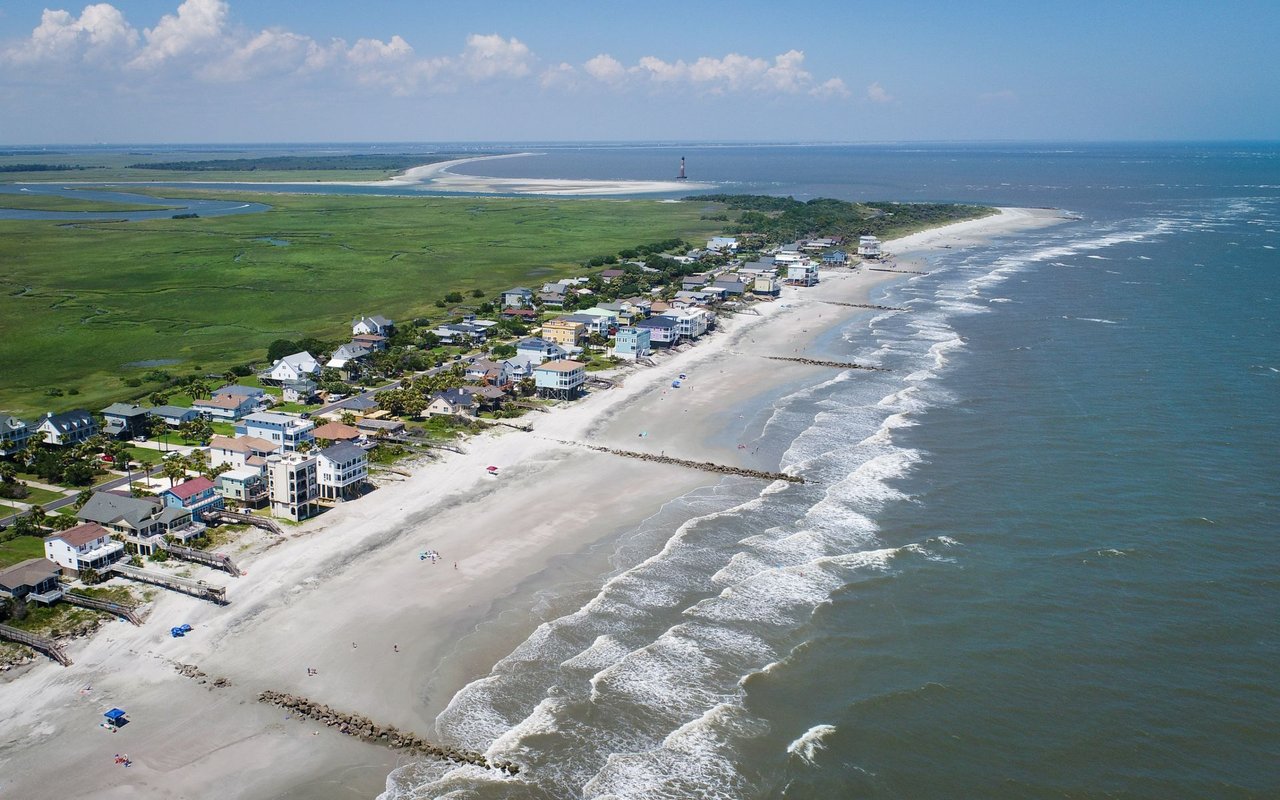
[
  {"x1": 822, "y1": 301, "x2": 909, "y2": 312},
  {"x1": 258, "y1": 690, "x2": 519, "y2": 775},
  {"x1": 558, "y1": 441, "x2": 804, "y2": 484},
  {"x1": 764, "y1": 356, "x2": 890, "y2": 372}
]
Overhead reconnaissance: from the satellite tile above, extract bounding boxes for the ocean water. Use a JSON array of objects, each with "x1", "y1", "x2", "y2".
[
  {"x1": 6, "y1": 141, "x2": 1272, "y2": 796},
  {"x1": 376, "y1": 143, "x2": 1280, "y2": 798}
]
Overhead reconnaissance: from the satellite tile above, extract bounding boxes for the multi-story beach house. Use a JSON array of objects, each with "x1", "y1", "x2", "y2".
[
  {"x1": 236, "y1": 412, "x2": 315, "y2": 452},
  {"x1": 159, "y1": 476, "x2": 225, "y2": 522},
  {"x1": 542, "y1": 318, "x2": 587, "y2": 348},
  {"x1": 0, "y1": 416, "x2": 32, "y2": 457},
  {"x1": 857, "y1": 235, "x2": 882, "y2": 259},
  {"x1": 216, "y1": 467, "x2": 268, "y2": 509},
  {"x1": 613, "y1": 327, "x2": 653, "y2": 360},
  {"x1": 208, "y1": 434, "x2": 280, "y2": 471},
  {"x1": 515, "y1": 338, "x2": 568, "y2": 365},
  {"x1": 578, "y1": 307, "x2": 620, "y2": 335},
  {"x1": 77, "y1": 490, "x2": 205, "y2": 552},
  {"x1": 634, "y1": 316, "x2": 680, "y2": 347},
  {"x1": 44, "y1": 522, "x2": 125, "y2": 578},
  {"x1": 265, "y1": 451, "x2": 319, "y2": 521},
  {"x1": 785, "y1": 260, "x2": 820, "y2": 287},
  {"x1": 317, "y1": 442, "x2": 368, "y2": 502},
  {"x1": 192, "y1": 393, "x2": 257, "y2": 422},
  {"x1": 502, "y1": 287, "x2": 534, "y2": 308},
  {"x1": 352, "y1": 315, "x2": 394, "y2": 337},
  {"x1": 660, "y1": 308, "x2": 713, "y2": 340},
  {"x1": 100, "y1": 403, "x2": 149, "y2": 439},
  {"x1": 35, "y1": 410, "x2": 96, "y2": 446},
  {"x1": 264, "y1": 351, "x2": 321, "y2": 384},
  {"x1": 533, "y1": 360, "x2": 587, "y2": 400}
]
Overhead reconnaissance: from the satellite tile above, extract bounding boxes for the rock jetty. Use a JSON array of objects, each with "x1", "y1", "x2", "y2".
[
  {"x1": 764, "y1": 356, "x2": 890, "y2": 372},
  {"x1": 258, "y1": 690, "x2": 520, "y2": 775},
  {"x1": 868, "y1": 266, "x2": 928, "y2": 275},
  {"x1": 823, "y1": 301, "x2": 909, "y2": 312},
  {"x1": 560, "y1": 441, "x2": 804, "y2": 484}
]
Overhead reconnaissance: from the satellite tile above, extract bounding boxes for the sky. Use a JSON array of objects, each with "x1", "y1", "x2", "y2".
[{"x1": 0, "y1": 0, "x2": 1276, "y2": 144}]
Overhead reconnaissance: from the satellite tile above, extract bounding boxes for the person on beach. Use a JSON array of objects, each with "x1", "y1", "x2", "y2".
[{"x1": 394, "y1": 644, "x2": 399, "y2": 653}]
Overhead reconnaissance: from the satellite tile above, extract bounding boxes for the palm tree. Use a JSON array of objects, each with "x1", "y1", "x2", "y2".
[
  {"x1": 74, "y1": 489, "x2": 93, "y2": 510},
  {"x1": 161, "y1": 455, "x2": 187, "y2": 488},
  {"x1": 28, "y1": 504, "x2": 48, "y2": 530}
]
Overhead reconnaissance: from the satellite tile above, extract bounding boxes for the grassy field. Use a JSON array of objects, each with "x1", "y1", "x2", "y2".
[
  {"x1": 0, "y1": 194, "x2": 181, "y2": 213},
  {"x1": 0, "y1": 536, "x2": 45, "y2": 569},
  {"x1": 0, "y1": 192, "x2": 721, "y2": 415},
  {"x1": 11, "y1": 485, "x2": 69, "y2": 505}
]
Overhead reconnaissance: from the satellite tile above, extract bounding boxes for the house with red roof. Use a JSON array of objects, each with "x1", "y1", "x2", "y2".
[
  {"x1": 159, "y1": 476, "x2": 224, "y2": 522},
  {"x1": 44, "y1": 522, "x2": 125, "y2": 578}
]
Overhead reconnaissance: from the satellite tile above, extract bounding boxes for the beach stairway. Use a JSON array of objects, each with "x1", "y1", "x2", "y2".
[
  {"x1": 108, "y1": 563, "x2": 228, "y2": 605},
  {"x1": 0, "y1": 623, "x2": 72, "y2": 666},
  {"x1": 157, "y1": 539, "x2": 241, "y2": 577},
  {"x1": 62, "y1": 591, "x2": 142, "y2": 625},
  {"x1": 207, "y1": 510, "x2": 283, "y2": 536}
]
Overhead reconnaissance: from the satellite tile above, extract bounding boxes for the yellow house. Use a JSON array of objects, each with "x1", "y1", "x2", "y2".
[{"x1": 541, "y1": 318, "x2": 586, "y2": 347}]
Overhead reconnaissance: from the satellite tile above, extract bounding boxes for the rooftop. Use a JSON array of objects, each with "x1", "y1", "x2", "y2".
[
  {"x1": 535, "y1": 359, "x2": 586, "y2": 373},
  {"x1": 46, "y1": 521, "x2": 112, "y2": 548},
  {"x1": 0, "y1": 558, "x2": 62, "y2": 590},
  {"x1": 165, "y1": 476, "x2": 215, "y2": 501}
]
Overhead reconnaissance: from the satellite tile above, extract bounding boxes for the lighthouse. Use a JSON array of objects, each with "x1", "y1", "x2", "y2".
[{"x1": 676, "y1": 157, "x2": 687, "y2": 180}]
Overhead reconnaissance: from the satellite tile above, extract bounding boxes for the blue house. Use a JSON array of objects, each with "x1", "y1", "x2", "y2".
[
  {"x1": 613, "y1": 327, "x2": 652, "y2": 360},
  {"x1": 822, "y1": 250, "x2": 848, "y2": 265},
  {"x1": 160, "y1": 476, "x2": 224, "y2": 523}
]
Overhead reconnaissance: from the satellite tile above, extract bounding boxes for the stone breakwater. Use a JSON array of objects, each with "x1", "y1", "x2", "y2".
[
  {"x1": 764, "y1": 356, "x2": 891, "y2": 372},
  {"x1": 823, "y1": 300, "x2": 909, "y2": 312},
  {"x1": 557, "y1": 441, "x2": 805, "y2": 484},
  {"x1": 257, "y1": 690, "x2": 520, "y2": 775}
]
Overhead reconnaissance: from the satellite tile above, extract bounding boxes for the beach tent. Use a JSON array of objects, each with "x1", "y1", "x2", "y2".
[{"x1": 104, "y1": 708, "x2": 127, "y2": 727}]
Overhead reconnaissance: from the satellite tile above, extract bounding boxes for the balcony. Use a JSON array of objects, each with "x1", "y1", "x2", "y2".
[
  {"x1": 27, "y1": 586, "x2": 64, "y2": 605},
  {"x1": 168, "y1": 521, "x2": 207, "y2": 543}
]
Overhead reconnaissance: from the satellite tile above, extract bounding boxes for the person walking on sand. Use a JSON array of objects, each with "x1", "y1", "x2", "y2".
[
  {"x1": 453, "y1": 562, "x2": 458, "y2": 570},
  {"x1": 394, "y1": 644, "x2": 399, "y2": 653}
]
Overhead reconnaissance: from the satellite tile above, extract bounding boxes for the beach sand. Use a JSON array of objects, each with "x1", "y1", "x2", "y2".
[{"x1": 0, "y1": 207, "x2": 1065, "y2": 799}]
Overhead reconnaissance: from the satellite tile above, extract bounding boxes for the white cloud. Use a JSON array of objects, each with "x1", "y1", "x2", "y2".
[
  {"x1": 460, "y1": 33, "x2": 531, "y2": 80},
  {"x1": 3, "y1": 3, "x2": 137, "y2": 64},
  {"x1": 866, "y1": 81, "x2": 893, "y2": 103},
  {"x1": 130, "y1": 0, "x2": 229, "y2": 68},
  {"x1": 584, "y1": 53, "x2": 626, "y2": 84},
  {"x1": 201, "y1": 27, "x2": 310, "y2": 82},
  {"x1": 811, "y1": 77, "x2": 850, "y2": 98},
  {"x1": 759, "y1": 49, "x2": 810, "y2": 92},
  {"x1": 540, "y1": 62, "x2": 577, "y2": 89}
]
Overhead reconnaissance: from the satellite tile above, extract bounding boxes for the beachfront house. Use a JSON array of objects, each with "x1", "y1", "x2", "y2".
[
  {"x1": 77, "y1": 491, "x2": 204, "y2": 552},
  {"x1": 0, "y1": 559, "x2": 64, "y2": 604},
  {"x1": 857, "y1": 236, "x2": 882, "y2": 259},
  {"x1": 148, "y1": 405, "x2": 198, "y2": 427},
  {"x1": 425, "y1": 388, "x2": 474, "y2": 418},
  {"x1": 712, "y1": 278, "x2": 748, "y2": 296},
  {"x1": 542, "y1": 318, "x2": 587, "y2": 348},
  {"x1": 265, "y1": 451, "x2": 319, "y2": 521},
  {"x1": 753, "y1": 276, "x2": 781, "y2": 297},
  {"x1": 265, "y1": 351, "x2": 321, "y2": 384},
  {"x1": 0, "y1": 416, "x2": 32, "y2": 457},
  {"x1": 236, "y1": 412, "x2": 315, "y2": 452},
  {"x1": 216, "y1": 467, "x2": 268, "y2": 509},
  {"x1": 101, "y1": 403, "x2": 150, "y2": 439},
  {"x1": 634, "y1": 316, "x2": 680, "y2": 347},
  {"x1": 465, "y1": 358, "x2": 513, "y2": 387},
  {"x1": 35, "y1": 410, "x2": 97, "y2": 446},
  {"x1": 159, "y1": 476, "x2": 224, "y2": 523},
  {"x1": 785, "y1": 261, "x2": 820, "y2": 287},
  {"x1": 354, "y1": 418, "x2": 405, "y2": 438},
  {"x1": 533, "y1": 360, "x2": 587, "y2": 400},
  {"x1": 579, "y1": 307, "x2": 620, "y2": 334},
  {"x1": 192, "y1": 393, "x2": 257, "y2": 422},
  {"x1": 317, "y1": 442, "x2": 368, "y2": 502},
  {"x1": 613, "y1": 327, "x2": 653, "y2": 361},
  {"x1": 502, "y1": 287, "x2": 534, "y2": 308},
  {"x1": 352, "y1": 315, "x2": 394, "y2": 337},
  {"x1": 661, "y1": 308, "x2": 713, "y2": 339},
  {"x1": 311, "y1": 421, "x2": 363, "y2": 444},
  {"x1": 822, "y1": 249, "x2": 849, "y2": 266},
  {"x1": 44, "y1": 522, "x2": 125, "y2": 578}
]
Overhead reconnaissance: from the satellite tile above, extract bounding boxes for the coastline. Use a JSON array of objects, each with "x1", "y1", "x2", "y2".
[{"x1": 0, "y1": 207, "x2": 1066, "y2": 799}]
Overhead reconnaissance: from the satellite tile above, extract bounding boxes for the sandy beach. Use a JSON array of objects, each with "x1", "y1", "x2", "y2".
[{"x1": 0, "y1": 207, "x2": 1065, "y2": 799}]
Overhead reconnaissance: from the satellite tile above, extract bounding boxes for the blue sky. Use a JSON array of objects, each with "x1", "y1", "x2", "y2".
[{"x1": 0, "y1": 0, "x2": 1275, "y2": 143}]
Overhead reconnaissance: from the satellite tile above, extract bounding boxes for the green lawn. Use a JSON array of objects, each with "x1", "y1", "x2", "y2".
[
  {"x1": 124, "y1": 446, "x2": 165, "y2": 465},
  {"x1": 0, "y1": 536, "x2": 45, "y2": 569},
  {"x1": 12, "y1": 484, "x2": 69, "y2": 505},
  {"x1": 272, "y1": 402, "x2": 320, "y2": 414},
  {"x1": 0, "y1": 193, "x2": 721, "y2": 416},
  {"x1": 210, "y1": 422, "x2": 236, "y2": 436}
]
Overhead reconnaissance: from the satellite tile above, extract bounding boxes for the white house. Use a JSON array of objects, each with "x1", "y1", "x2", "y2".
[
  {"x1": 208, "y1": 435, "x2": 280, "y2": 471},
  {"x1": 659, "y1": 308, "x2": 713, "y2": 339},
  {"x1": 352, "y1": 315, "x2": 394, "y2": 337},
  {"x1": 785, "y1": 260, "x2": 820, "y2": 287},
  {"x1": 266, "y1": 351, "x2": 320, "y2": 383},
  {"x1": 317, "y1": 442, "x2": 367, "y2": 501},
  {"x1": 425, "y1": 388, "x2": 474, "y2": 418},
  {"x1": 36, "y1": 410, "x2": 97, "y2": 446},
  {"x1": 707, "y1": 236, "x2": 739, "y2": 252},
  {"x1": 192, "y1": 394, "x2": 256, "y2": 422},
  {"x1": 265, "y1": 451, "x2": 318, "y2": 521},
  {"x1": 326, "y1": 343, "x2": 371, "y2": 375},
  {"x1": 502, "y1": 288, "x2": 534, "y2": 308},
  {"x1": 857, "y1": 235, "x2": 882, "y2": 259},
  {"x1": 0, "y1": 416, "x2": 32, "y2": 457},
  {"x1": 44, "y1": 522, "x2": 125, "y2": 578},
  {"x1": 235, "y1": 412, "x2": 315, "y2": 451},
  {"x1": 216, "y1": 466, "x2": 268, "y2": 508}
]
